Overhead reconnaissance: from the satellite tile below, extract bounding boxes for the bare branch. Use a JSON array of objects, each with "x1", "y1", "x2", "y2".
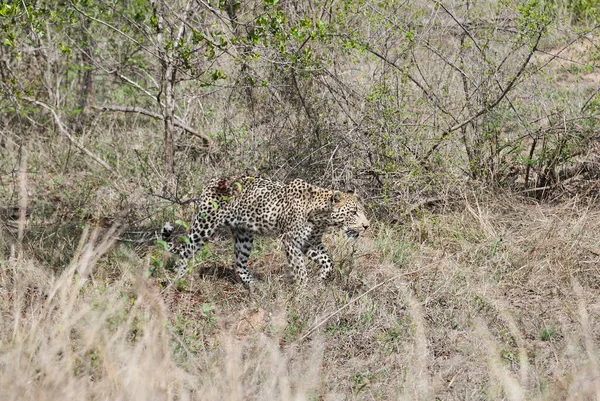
[
  {"x1": 92, "y1": 105, "x2": 214, "y2": 147},
  {"x1": 109, "y1": 70, "x2": 157, "y2": 100},
  {"x1": 363, "y1": 43, "x2": 453, "y2": 119},
  {"x1": 433, "y1": 0, "x2": 485, "y2": 56},
  {"x1": 69, "y1": 0, "x2": 160, "y2": 59},
  {"x1": 420, "y1": 26, "x2": 547, "y2": 164},
  {"x1": 22, "y1": 98, "x2": 113, "y2": 171}
]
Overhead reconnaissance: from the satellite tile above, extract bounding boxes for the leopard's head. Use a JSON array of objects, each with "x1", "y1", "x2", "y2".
[{"x1": 330, "y1": 192, "x2": 370, "y2": 238}]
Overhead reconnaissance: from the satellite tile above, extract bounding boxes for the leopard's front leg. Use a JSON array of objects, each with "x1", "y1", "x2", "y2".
[
  {"x1": 301, "y1": 227, "x2": 334, "y2": 280},
  {"x1": 282, "y1": 226, "x2": 311, "y2": 284}
]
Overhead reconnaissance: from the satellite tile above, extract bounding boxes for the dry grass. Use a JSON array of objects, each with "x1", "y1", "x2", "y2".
[{"x1": 3, "y1": 188, "x2": 600, "y2": 400}]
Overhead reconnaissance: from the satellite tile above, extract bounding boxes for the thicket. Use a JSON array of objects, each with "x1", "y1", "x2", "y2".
[{"x1": 1, "y1": 0, "x2": 599, "y2": 214}]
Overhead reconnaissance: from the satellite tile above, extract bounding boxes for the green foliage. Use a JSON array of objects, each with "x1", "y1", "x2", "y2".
[
  {"x1": 517, "y1": 0, "x2": 556, "y2": 37},
  {"x1": 566, "y1": 0, "x2": 600, "y2": 22}
]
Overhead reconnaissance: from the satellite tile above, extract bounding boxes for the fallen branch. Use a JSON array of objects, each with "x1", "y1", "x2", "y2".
[
  {"x1": 22, "y1": 97, "x2": 113, "y2": 171},
  {"x1": 92, "y1": 104, "x2": 214, "y2": 147}
]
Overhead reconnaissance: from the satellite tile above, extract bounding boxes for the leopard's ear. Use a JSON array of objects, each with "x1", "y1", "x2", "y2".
[{"x1": 332, "y1": 191, "x2": 343, "y2": 204}]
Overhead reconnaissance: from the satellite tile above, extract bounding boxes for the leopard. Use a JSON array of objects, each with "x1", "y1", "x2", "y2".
[{"x1": 160, "y1": 176, "x2": 370, "y2": 285}]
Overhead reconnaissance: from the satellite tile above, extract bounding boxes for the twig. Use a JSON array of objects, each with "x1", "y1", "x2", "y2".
[
  {"x1": 116, "y1": 236, "x2": 156, "y2": 244},
  {"x1": 149, "y1": 190, "x2": 200, "y2": 205},
  {"x1": 297, "y1": 266, "x2": 428, "y2": 343},
  {"x1": 22, "y1": 98, "x2": 113, "y2": 171},
  {"x1": 400, "y1": 197, "x2": 444, "y2": 218},
  {"x1": 108, "y1": 70, "x2": 157, "y2": 100},
  {"x1": 584, "y1": 246, "x2": 600, "y2": 256},
  {"x1": 582, "y1": 86, "x2": 600, "y2": 114},
  {"x1": 92, "y1": 105, "x2": 214, "y2": 147},
  {"x1": 518, "y1": 185, "x2": 552, "y2": 193}
]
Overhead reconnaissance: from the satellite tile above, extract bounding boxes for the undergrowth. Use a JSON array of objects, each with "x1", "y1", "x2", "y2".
[{"x1": 3, "y1": 192, "x2": 600, "y2": 400}]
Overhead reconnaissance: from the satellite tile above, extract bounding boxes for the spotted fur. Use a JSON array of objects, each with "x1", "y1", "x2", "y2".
[{"x1": 161, "y1": 176, "x2": 369, "y2": 285}]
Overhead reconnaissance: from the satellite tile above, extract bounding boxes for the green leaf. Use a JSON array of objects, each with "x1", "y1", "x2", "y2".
[
  {"x1": 60, "y1": 43, "x2": 71, "y2": 55},
  {"x1": 192, "y1": 30, "x2": 204, "y2": 44},
  {"x1": 317, "y1": 19, "x2": 325, "y2": 36},
  {"x1": 149, "y1": 255, "x2": 163, "y2": 269},
  {"x1": 175, "y1": 219, "x2": 189, "y2": 230},
  {"x1": 211, "y1": 69, "x2": 227, "y2": 80},
  {"x1": 156, "y1": 239, "x2": 169, "y2": 250},
  {"x1": 205, "y1": 44, "x2": 215, "y2": 60}
]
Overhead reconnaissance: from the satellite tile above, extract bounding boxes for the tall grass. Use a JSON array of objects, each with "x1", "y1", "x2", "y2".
[{"x1": 0, "y1": 225, "x2": 331, "y2": 400}]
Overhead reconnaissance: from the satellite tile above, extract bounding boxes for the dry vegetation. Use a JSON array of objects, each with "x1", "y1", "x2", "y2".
[
  {"x1": 4, "y1": 191, "x2": 600, "y2": 400},
  {"x1": 1, "y1": 0, "x2": 600, "y2": 399}
]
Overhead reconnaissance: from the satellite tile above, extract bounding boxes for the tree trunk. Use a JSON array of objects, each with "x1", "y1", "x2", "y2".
[
  {"x1": 152, "y1": 0, "x2": 192, "y2": 186},
  {"x1": 163, "y1": 61, "x2": 176, "y2": 179},
  {"x1": 76, "y1": 19, "x2": 94, "y2": 133}
]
